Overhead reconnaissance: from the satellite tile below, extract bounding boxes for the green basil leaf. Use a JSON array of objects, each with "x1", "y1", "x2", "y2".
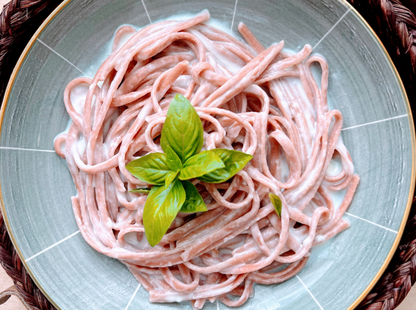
[
  {"x1": 180, "y1": 181, "x2": 207, "y2": 213},
  {"x1": 198, "y1": 149, "x2": 253, "y2": 183},
  {"x1": 160, "y1": 94, "x2": 204, "y2": 163},
  {"x1": 129, "y1": 188, "x2": 151, "y2": 194},
  {"x1": 126, "y1": 153, "x2": 174, "y2": 185},
  {"x1": 179, "y1": 150, "x2": 225, "y2": 180},
  {"x1": 143, "y1": 180, "x2": 186, "y2": 247},
  {"x1": 165, "y1": 144, "x2": 183, "y2": 170},
  {"x1": 165, "y1": 170, "x2": 179, "y2": 187},
  {"x1": 269, "y1": 193, "x2": 282, "y2": 217}
]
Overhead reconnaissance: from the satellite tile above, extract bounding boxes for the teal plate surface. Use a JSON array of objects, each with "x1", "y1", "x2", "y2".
[{"x1": 0, "y1": 0, "x2": 415, "y2": 309}]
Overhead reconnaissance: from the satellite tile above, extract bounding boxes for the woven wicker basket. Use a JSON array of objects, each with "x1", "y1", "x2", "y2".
[{"x1": 0, "y1": 0, "x2": 415, "y2": 309}]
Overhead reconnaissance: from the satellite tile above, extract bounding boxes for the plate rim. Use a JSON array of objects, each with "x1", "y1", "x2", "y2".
[
  {"x1": 0, "y1": 0, "x2": 415, "y2": 309},
  {"x1": 340, "y1": 0, "x2": 416, "y2": 308}
]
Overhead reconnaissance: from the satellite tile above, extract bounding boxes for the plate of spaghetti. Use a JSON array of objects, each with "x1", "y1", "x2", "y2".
[{"x1": 0, "y1": 0, "x2": 414, "y2": 309}]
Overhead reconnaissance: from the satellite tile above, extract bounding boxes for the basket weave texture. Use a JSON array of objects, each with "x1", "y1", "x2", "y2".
[{"x1": 0, "y1": 0, "x2": 415, "y2": 309}]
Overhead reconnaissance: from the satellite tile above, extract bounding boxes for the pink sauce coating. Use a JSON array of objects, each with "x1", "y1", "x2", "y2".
[{"x1": 55, "y1": 11, "x2": 360, "y2": 308}]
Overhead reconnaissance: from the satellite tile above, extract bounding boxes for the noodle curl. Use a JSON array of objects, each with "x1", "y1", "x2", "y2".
[{"x1": 55, "y1": 11, "x2": 359, "y2": 308}]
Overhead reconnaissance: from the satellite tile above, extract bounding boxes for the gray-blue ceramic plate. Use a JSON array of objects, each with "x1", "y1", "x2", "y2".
[{"x1": 0, "y1": 0, "x2": 415, "y2": 309}]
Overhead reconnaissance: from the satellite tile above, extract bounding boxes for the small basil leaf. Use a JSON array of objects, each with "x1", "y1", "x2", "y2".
[
  {"x1": 198, "y1": 149, "x2": 253, "y2": 183},
  {"x1": 160, "y1": 94, "x2": 204, "y2": 163},
  {"x1": 143, "y1": 180, "x2": 186, "y2": 247},
  {"x1": 129, "y1": 188, "x2": 151, "y2": 194},
  {"x1": 179, "y1": 150, "x2": 225, "y2": 180},
  {"x1": 165, "y1": 170, "x2": 179, "y2": 187},
  {"x1": 269, "y1": 193, "x2": 282, "y2": 217},
  {"x1": 166, "y1": 144, "x2": 183, "y2": 170},
  {"x1": 180, "y1": 181, "x2": 207, "y2": 213},
  {"x1": 126, "y1": 153, "x2": 173, "y2": 185}
]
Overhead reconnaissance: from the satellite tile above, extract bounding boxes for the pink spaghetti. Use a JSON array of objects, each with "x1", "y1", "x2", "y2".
[{"x1": 54, "y1": 11, "x2": 359, "y2": 309}]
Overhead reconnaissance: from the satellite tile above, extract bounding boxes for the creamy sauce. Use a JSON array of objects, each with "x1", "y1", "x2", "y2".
[
  {"x1": 54, "y1": 12, "x2": 359, "y2": 308},
  {"x1": 124, "y1": 231, "x2": 153, "y2": 250},
  {"x1": 70, "y1": 83, "x2": 90, "y2": 115}
]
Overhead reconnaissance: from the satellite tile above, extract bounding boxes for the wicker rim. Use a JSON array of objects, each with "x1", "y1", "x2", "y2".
[{"x1": 0, "y1": 1, "x2": 415, "y2": 309}]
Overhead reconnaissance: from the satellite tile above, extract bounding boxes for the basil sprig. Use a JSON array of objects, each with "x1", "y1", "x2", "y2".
[
  {"x1": 160, "y1": 94, "x2": 204, "y2": 163},
  {"x1": 198, "y1": 149, "x2": 253, "y2": 183},
  {"x1": 126, "y1": 94, "x2": 253, "y2": 247},
  {"x1": 130, "y1": 188, "x2": 151, "y2": 194},
  {"x1": 269, "y1": 193, "x2": 282, "y2": 217}
]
